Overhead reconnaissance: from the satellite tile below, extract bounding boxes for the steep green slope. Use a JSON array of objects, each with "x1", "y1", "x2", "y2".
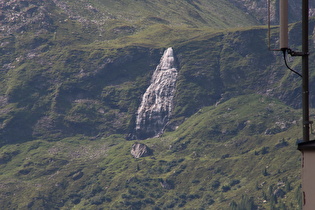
[
  {"x1": 0, "y1": 94, "x2": 303, "y2": 209},
  {"x1": 2, "y1": 21, "x2": 314, "y2": 144},
  {"x1": 1, "y1": 0, "x2": 315, "y2": 209}
]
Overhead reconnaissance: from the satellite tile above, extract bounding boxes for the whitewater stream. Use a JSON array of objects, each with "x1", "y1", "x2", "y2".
[{"x1": 135, "y1": 47, "x2": 178, "y2": 139}]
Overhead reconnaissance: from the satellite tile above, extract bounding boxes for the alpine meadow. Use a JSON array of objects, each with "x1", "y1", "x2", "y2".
[{"x1": 1, "y1": 0, "x2": 315, "y2": 209}]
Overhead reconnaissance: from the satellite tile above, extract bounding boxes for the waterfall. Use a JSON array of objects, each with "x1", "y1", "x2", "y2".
[{"x1": 135, "y1": 47, "x2": 178, "y2": 139}]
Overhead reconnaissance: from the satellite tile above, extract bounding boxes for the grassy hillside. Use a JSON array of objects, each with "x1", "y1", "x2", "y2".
[
  {"x1": 57, "y1": 0, "x2": 259, "y2": 29},
  {"x1": 0, "y1": 94, "x2": 303, "y2": 209},
  {"x1": 1, "y1": 0, "x2": 314, "y2": 209},
  {"x1": 2, "y1": 23, "x2": 313, "y2": 144}
]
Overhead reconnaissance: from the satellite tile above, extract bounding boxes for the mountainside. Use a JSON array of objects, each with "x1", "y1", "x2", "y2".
[
  {"x1": 0, "y1": 0, "x2": 315, "y2": 209},
  {"x1": 0, "y1": 94, "x2": 304, "y2": 209}
]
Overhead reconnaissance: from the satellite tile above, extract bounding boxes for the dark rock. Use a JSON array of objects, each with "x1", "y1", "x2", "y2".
[
  {"x1": 18, "y1": 168, "x2": 32, "y2": 175},
  {"x1": 72, "y1": 171, "x2": 83, "y2": 180},
  {"x1": 159, "y1": 179, "x2": 174, "y2": 190},
  {"x1": 273, "y1": 188, "x2": 286, "y2": 198}
]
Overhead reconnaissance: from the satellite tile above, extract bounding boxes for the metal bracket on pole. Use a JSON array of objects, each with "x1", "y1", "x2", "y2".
[{"x1": 287, "y1": 48, "x2": 309, "y2": 56}]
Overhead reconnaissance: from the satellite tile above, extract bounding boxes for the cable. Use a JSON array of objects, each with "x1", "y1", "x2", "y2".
[
  {"x1": 282, "y1": 49, "x2": 303, "y2": 78},
  {"x1": 268, "y1": 0, "x2": 271, "y2": 50}
]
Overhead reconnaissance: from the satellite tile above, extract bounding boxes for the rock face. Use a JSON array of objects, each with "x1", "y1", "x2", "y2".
[
  {"x1": 131, "y1": 143, "x2": 152, "y2": 158},
  {"x1": 0, "y1": 0, "x2": 55, "y2": 35},
  {"x1": 230, "y1": 0, "x2": 315, "y2": 24},
  {"x1": 135, "y1": 47, "x2": 178, "y2": 139}
]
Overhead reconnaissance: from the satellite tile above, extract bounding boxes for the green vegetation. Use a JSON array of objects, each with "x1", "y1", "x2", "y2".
[
  {"x1": 60, "y1": 0, "x2": 259, "y2": 29},
  {"x1": 1, "y1": 0, "x2": 315, "y2": 209},
  {"x1": 0, "y1": 95, "x2": 304, "y2": 209}
]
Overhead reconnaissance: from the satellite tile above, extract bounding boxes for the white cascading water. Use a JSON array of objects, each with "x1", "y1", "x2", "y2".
[{"x1": 135, "y1": 47, "x2": 178, "y2": 139}]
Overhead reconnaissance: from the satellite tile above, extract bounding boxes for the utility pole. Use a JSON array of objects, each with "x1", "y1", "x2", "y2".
[
  {"x1": 276, "y1": 0, "x2": 311, "y2": 208},
  {"x1": 301, "y1": 0, "x2": 310, "y2": 143},
  {"x1": 279, "y1": 0, "x2": 310, "y2": 139},
  {"x1": 297, "y1": 0, "x2": 314, "y2": 209}
]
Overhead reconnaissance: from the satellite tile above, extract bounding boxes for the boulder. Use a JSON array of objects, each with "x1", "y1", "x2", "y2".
[{"x1": 131, "y1": 143, "x2": 152, "y2": 158}]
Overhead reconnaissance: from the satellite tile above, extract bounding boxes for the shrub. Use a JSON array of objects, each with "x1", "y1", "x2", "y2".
[
  {"x1": 261, "y1": 147, "x2": 269, "y2": 155},
  {"x1": 211, "y1": 180, "x2": 221, "y2": 190},
  {"x1": 192, "y1": 179, "x2": 200, "y2": 184},
  {"x1": 222, "y1": 185, "x2": 231, "y2": 192},
  {"x1": 230, "y1": 179, "x2": 240, "y2": 186},
  {"x1": 90, "y1": 195, "x2": 106, "y2": 205},
  {"x1": 221, "y1": 154, "x2": 230, "y2": 159}
]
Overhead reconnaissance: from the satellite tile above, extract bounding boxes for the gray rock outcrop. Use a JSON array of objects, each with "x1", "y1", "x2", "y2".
[{"x1": 131, "y1": 143, "x2": 152, "y2": 158}]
